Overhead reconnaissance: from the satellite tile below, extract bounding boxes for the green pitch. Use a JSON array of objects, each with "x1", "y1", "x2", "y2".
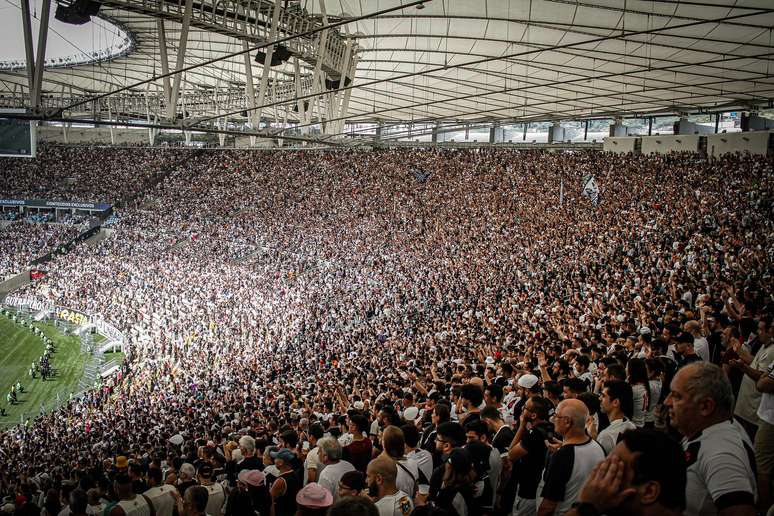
[{"x1": 0, "y1": 314, "x2": 87, "y2": 428}]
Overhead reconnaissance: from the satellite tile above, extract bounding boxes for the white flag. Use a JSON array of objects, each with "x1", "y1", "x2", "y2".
[
  {"x1": 559, "y1": 179, "x2": 564, "y2": 207},
  {"x1": 582, "y1": 174, "x2": 600, "y2": 206}
]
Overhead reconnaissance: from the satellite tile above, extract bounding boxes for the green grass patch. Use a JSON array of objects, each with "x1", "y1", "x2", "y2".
[
  {"x1": 0, "y1": 315, "x2": 87, "y2": 428},
  {"x1": 103, "y1": 350, "x2": 125, "y2": 362}
]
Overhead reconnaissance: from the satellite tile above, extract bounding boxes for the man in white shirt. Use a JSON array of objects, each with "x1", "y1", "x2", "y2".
[
  {"x1": 401, "y1": 424, "x2": 432, "y2": 486},
  {"x1": 366, "y1": 456, "x2": 413, "y2": 516},
  {"x1": 597, "y1": 381, "x2": 637, "y2": 455},
  {"x1": 665, "y1": 362, "x2": 756, "y2": 516},
  {"x1": 755, "y1": 329, "x2": 774, "y2": 513},
  {"x1": 732, "y1": 318, "x2": 774, "y2": 442},
  {"x1": 197, "y1": 465, "x2": 224, "y2": 516},
  {"x1": 380, "y1": 426, "x2": 420, "y2": 498},
  {"x1": 316, "y1": 436, "x2": 355, "y2": 504},
  {"x1": 304, "y1": 423, "x2": 326, "y2": 485},
  {"x1": 684, "y1": 320, "x2": 710, "y2": 362},
  {"x1": 143, "y1": 468, "x2": 175, "y2": 516}
]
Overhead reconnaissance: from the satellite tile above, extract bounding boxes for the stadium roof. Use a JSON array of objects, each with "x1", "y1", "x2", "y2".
[{"x1": 1, "y1": 0, "x2": 773, "y2": 140}]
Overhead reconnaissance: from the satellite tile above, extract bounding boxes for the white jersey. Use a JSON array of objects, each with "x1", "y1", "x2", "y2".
[
  {"x1": 203, "y1": 483, "x2": 225, "y2": 516},
  {"x1": 683, "y1": 420, "x2": 756, "y2": 516},
  {"x1": 395, "y1": 457, "x2": 420, "y2": 497},
  {"x1": 117, "y1": 496, "x2": 152, "y2": 516},
  {"x1": 143, "y1": 485, "x2": 176, "y2": 516},
  {"x1": 374, "y1": 490, "x2": 413, "y2": 516}
]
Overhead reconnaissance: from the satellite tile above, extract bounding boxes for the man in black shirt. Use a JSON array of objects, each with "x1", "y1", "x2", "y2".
[
  {"x1": 481, "y1": 406, "x2": 514, "y2": 454},
  {"x1": 674, "y1": 332, "x2": 702, "y2": 368},
  {"x1": 460, "y1": 384, "x2": 484, "y2": 426},
  {"x1": 508, "y1": 396, "x2": 554, "y2": 516},
  {"x1": 428, "y1": 421, "x2": 466, "y2": 499}
]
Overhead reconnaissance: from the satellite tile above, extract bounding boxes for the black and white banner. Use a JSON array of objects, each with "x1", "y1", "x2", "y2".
[{"x1": 582, "y1": 174, "x2": 600, "y2": 206}]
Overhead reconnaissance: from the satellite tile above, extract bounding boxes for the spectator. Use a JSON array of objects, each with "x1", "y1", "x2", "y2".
[
  {"x1": 537, "y1": 399, "x2": 605, "y2": 516},
  {"x1": 596, "y1": 381, "x2": 636, "y2": 455},
  {"x1": 665, "y1": 362, "x2": 757, "y2": 516},
  {"x1": 567, "y1": 429, "x2": 686, "y2": 516},
  {"x1": 316, "y1": 437, "x2": 355, "y2": 504}
]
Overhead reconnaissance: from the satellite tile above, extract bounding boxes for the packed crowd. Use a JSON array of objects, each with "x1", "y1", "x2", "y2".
[
  {"x1": 0, "y1": 146, "x2": 192, "y2": 204},
  {"x1": 0, "y1": 221, "x2": 82, "y2": 279},
  {"x1": 0, "y1": 148, "x2": 772, "y2": 516}
]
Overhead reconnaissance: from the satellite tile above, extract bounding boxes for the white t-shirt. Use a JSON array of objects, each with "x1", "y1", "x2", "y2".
[
  {"x1": 374, "y1": 490, "x2": 413, "y2": 516},
  {"x1": 694, "y1": 337, "x2": 710, "y2": 362},
  {"x1": 395, "y1": 457, "x2": 420, "y2": 497},
  {"x1": 203, "y1": 483, "x2": 225, "y2": 516},
  {"x1": 143, "y1": 485, "x2": 176, "y2": 516},
  {"x1": 537, "y1": 439, "x2": 606, "y2": 515},
  {"x1": 317, "y1": 460, "x2": 355, "y2": 503},
  {"x1": 757, "y1": 362, "x2": 774, "y2": 425},
  {"x1": 597, "y1": 418, "x2": 636, "y2": 455},
  {"x1": 735, "y1": 344, "x2": 774, "y2": 425},
  {"x1": 303, "y1": 446, "x2": 325, "y2": 485},
  {"x1": 683, "y1": 420, "x2": 756, "y2": 516},
  {"x1": 631, "y1": 384, "x2": 648, "y2": 428},
  {"x1": 644, "y1": 379, "x2": 662, "y2": 424},
  {"x1": 406, "y1": 448, "x2": 433, "y2": 485}
]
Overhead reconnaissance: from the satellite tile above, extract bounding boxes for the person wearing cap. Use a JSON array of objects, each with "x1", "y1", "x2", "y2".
[
  {"x1": 226, "y1": 470, "x2": 270, "y2": 516},
  {"x1": 197, "y1": 464, "x2": 224, "y2": 516},
  {"x1": 269, "y1": 448, "x2": 300, "y2": 516},
  {"x1": 295, "y1": 482, "x2": 333, "y2": 515},
  {"x1": 513, "y1": 374, "x2": 541, "y2": 424},
  {"x1": 316, "y1": 437, "x2": 356, "y2": 504},
  {"x1": 115, "y1": 456, "x2": 130, "y2": 473},
  {"x1": 143, "y1": 468, "x2": 175, "y2": 516},
  {"x1": 108, "y1": 473, "x2": 154, "y2": 516},
  {"x1": 674, "y1": 332, "x2": 702, "y2": 369},
  {"x1": 366, "y1": 456, "x2": 413, "y2": 516}
]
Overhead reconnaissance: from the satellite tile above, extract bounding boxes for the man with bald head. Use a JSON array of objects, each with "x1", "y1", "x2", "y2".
[
  {"x1": 537, "y1": 399, "x2": 605, "y2": 516},
  {"x1": 366, "y1": 456, "x2": 413, "y2": 516},
  {"x1": 665, "y1": 362, "x2": 756, "y2": 516}
]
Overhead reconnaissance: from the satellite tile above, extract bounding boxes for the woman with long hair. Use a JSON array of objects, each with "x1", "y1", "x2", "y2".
[{"x1": 627, "y1": 358, "x2": 651, "y2": 428}]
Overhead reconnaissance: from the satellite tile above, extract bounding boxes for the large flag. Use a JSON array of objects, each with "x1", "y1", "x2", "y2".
[{"x1": 582, "y1": 174, "x2": 600, "y2": 206}]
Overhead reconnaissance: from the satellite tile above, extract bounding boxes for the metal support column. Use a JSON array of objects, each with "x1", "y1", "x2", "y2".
[
  {"x1": 714, "y1": 113, "x2": 720, "y2": 133},
  {"x1": 20, "y1": 0, "x2": 36, "y2": 100},
  {"x1": 335, "y1": 55, "x2": 357, "y2": 134},
  {"x1": 242, "y1": 40, "x2": 259, "y2": 145},
  {"x1": 31, "y1": 0, "x2": 52, "y2": 108},
  {"x1": 648, "y1": 117, "x2": 653, "y2": 136},
  {"x1": 167, "y1": 0, "x2": 194, "y2": 120},
  {"x1": 107, "y1": 103, "x2": 115, "y2": 145},
  {"x1": 584, "y1": 120, "x2": 589, "y2": 141},
  {"x1": 157, "y1": 20, "x2": 172, "y2": 104},
  {"x1": 522, "y1": 123, "x2": 528, "y2": 141},
  {"x1": 255, "y1": 3, "x2": 282, "y2": 128}
]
